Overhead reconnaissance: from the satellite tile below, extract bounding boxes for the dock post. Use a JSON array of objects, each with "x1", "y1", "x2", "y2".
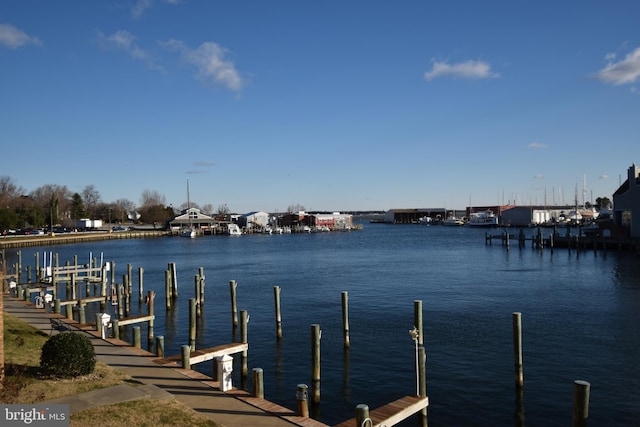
[
  {"x1": 181, "y1": 344, "x2": 191, "y2": 369},
  {"x1": 95, "y1": 313, "x2": 103, "y2": 336},
  {"x1": 165, "y1": 270, "x2": 171, "y2": 309},
  {"x1": 189, "y1": 298, "x2": 196, "y2": 351},
  {"x1": 342, "y1": 291, "x2": 350, "y2": 349},
  {"x1": 296, "y1": 384, "x2": 309, "y2": 417},
  {"x1": 112, "y1": 319, "x2": 119, "y2": 340},
  {"x1": 194, "y1": 275, "x2": 201, "y2": 317},
  {"x1": 138, "y1": 267, "x2": 144, "y2": 304},
  {"x1": 198, "y1": 267, "x2": 205, "y2": 305},
  {"x1": 54, "y1": 299, "x2": 61, "y2": 314},
  {"x1": 240, "y1": 310, "x2": 249, "y2": 379},
  {"x1": 26, "y1": 265, "x2": 31, "y2": 284},
  {"x1": 147, "y1": 290, "x2": 155, "y2": 345},
  {"x1": 169, "y1": 262, "x2": 178, "y2": 298},
  {"x1": 65, "y1": 304, "x2": 73, "y2": 320},
  {"x1": 133, "y1": 326, "x2": 141, "y2": 348},
  {"x1": 513, "y1": 312, "x2": 524, "y2": 389},
  {"x1": 572, "y1": 380, "x2": 590, "y2": 427},
  {"x1": 311, "y1": 324, "x2": 321, "y2": 403},
  {"x1": 253, "y1": 368, "x2": 264, "y2": 398},
  {"x1": 418, "y1": 345, "x2": 427, "y2": 427},
  {"x1": 230, "y1": 280, "x2": 238, "y2": 328},
  {"x1": 156, "y1": 335, "x2": 165, "y2": 358},
  {"x1": 356, "y1": 404, "x2": 370, "y2": 427},
  {"x1": 274, "y1": 286, "x2": 283, "y2": 339},
  {"x1": 78, "y1": 305, "x2": 86, "y2": 324}
]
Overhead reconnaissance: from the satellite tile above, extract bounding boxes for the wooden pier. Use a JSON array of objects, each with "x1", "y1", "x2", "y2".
[{"x1": 485, "y1": 228, "x2": 639, "y2": 252}]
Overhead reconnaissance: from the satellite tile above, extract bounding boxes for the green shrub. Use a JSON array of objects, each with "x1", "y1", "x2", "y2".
[{"x1": 40, "y1": 332, "x2": 96, "y2": 378}]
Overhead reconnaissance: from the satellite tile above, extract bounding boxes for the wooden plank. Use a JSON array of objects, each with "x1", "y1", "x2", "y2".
[
  {"x1": 117, "y1": 314, "x2": 155, "y2": 326},
  {"x1": 333, "y1": 395, "x2": 428, "y2": 427},
  {"x1": 157, "y1": 342, "x2": 248, "y2": 365}
]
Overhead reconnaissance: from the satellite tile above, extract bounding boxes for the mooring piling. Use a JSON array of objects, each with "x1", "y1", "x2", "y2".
[
  {"x1": 342, "y1": 291, "x2": 350, "y2": 349},
  {"x1": 311, "y1": 323, "x2": 321, "y2": 403},
  {"x1": 230, "y1": 280, "x2": 238, "y2": 328},
  {"x1": 513, "y1": 312, "x2": 524, "y2": 389},
  {"x1": 572, "y1": 380, "x2": 590, "y2": 427},
  {"x1": 274, "y1": 285, "x2": 283, "y2": 339},
  {"x1": 296, "y1": 384, "x2": 309, "y2": 417}
]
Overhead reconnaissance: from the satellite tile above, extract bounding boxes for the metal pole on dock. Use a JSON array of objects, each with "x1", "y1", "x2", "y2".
[
  {"x1": 311, "y1": 324, "x2": 321, "y2": 403},
  {"x1": 342, "y1": 291, "x2": 350, "y2": 349},
  {"x1": 274, "y1": 286, "x2": 283, "y2": 339}
]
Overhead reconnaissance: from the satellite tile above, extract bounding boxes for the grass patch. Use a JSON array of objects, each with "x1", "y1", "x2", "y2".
[
  {"x1": 2, "y1": 311, "x2": 221, "y2": 426},
  {"x1": 70, "y1": 399, "x2": 221, "y2": 427}
]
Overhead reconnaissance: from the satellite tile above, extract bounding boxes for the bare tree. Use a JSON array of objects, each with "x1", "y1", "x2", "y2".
[
  {"x1": 114, "y1": 198, "x2": 135, "y2": 223},
  {"x1": 0, "y1": 176, "x2": 25, "y2": 208},
  {"x1": 81, "y1": 185, "x2": 101, "y2": 218},
  {"x1": 140, "y1": 189, "x2": 166, "y2": 208},
  {"x1": 287, "y1": 204, "x2": 306, "y2": 213}
]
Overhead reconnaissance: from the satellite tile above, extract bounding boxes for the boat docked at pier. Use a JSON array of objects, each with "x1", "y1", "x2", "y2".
[
  {"x1": 467, "y1": 210, "x2": 499, "y2": 227},
  {"x1": 442, "y1": 216, "x2": 465, "y2": 226}
]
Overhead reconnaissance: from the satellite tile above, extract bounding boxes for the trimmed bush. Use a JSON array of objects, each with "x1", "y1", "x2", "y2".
[{"x1": 40, "y1": 332, "x2": 96, "y2": 378}]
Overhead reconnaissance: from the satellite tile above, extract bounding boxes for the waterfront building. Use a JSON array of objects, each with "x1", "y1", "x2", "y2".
[
  {"x1": 613, "y1": 163, "x2": 640, "y2": 238},
  {"x1": 168, "y1": 207, "x2": 216, "y2": 232},
  {"x1": 237, "y1": 211, "x2": 270, "y2": 231}
]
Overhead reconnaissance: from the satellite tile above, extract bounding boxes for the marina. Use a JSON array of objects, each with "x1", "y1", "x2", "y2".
[{"x1": 2, "y1": 222, "x2": 640, "y2": 426}]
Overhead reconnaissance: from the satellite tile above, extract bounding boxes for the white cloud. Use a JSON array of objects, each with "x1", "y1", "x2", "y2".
[
  {"x1": 533, "y1": 174, "x2": 544, "y2": 179},
  {"x1": 528, "y1": 142, "x2": 548, "y2": 149},
  {"x1": 424, "y1": 59, "x2": 499, "y2": 81},
  {"x1": 163, "y1": 39, "x2": 243, "y2": 91},
  {"x1": 595, "y1": 47, "x2": 640, "y2": 85},
  {"x1": 131, "y1": 0, "x2": 152, "y2": 18},
  {"x1": 0, "y1": 23, "x2": 42, "y2": 49},
  {"x1": 98, "y1": 30, "x2": 162, "y2": 70},
  {"x1": 599, "y1": 174, "x2": 609, "y2": 180}
]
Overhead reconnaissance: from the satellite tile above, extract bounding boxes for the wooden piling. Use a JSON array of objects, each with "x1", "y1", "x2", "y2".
[
  {"x1": 311, "y1": 324, "x2": 321, "y2": 403},
  {"x1": 513, "y1": 312, "x2": 524, "y2": 389},
  {"x1": 230, "y1": 280, "x2": 238, "y2": 328},
  {"x1": 189, "y1": 298, "x2": 196, "y2": 351},
  {"x1": 572, "y1": 380, "x2": 590, "y2": 427},
  {"x1": 253, "y1": 368, "x2": 264, "y2": 398},
  {"x1": 78, "y1": 305, "x2": 86, "y2": 324},
  {"x1": 274, "y1": 286, "x2": 283, "y2": 339},
  {"x1": 194, "y1": 275, "x2": 201, "y2": 317},
  {"x1": 342, "y1": 291, "x2": 350, "y2": 349},
  {"x1": 418, "y1": 345, "x2": 427, "y2": 427},
  {"x1": 169, "y1": 262, "x2": 178, "y2": 298},
  {"x1": 95, "y1": 313, "x2": 102, "y2": 336},
  {"x1": 198, "y1": 267, "x2": 205, "y2": 304},
  {"x1": 147, "y1": 290, "x2": 155, "y2": 344},
  {"x1": 123, "y1": 274, "x2": 130, "y2": 316},
  {"x1": 112, "y1": 319, "x2": 119, "y2": 339},
  {"x1": 240, "y1": 310, "x2": 249, "y2": 378},
  {"x1": 296, "y1": 384, "x2": 309, "y2": 417},
  {"x1": 156, "y1": 335, "x2": 165, "y2": 357},
  {"x1": 133, "y1": 326, "x2": 141, "y2": 348},
  {"x1": 165, "y1": 270, "x2": 171, "y2": 309},
  {"x1": 356, "y1": 404, "x2": 370, "y2": 427},
  {"x1": 414, "y1": 300, "x2": 424, "y2": 346},
  {"x1": 181, "y1": 345, "x2": 191, "y2": 369},
  {"x1": 138, "y1": 267, "x2": 144, "y2": 303}
]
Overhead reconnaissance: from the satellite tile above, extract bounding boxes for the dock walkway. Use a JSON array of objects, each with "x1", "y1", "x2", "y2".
[{"x1": 2, "y1": 294, "x2": 327, "y2": 427}]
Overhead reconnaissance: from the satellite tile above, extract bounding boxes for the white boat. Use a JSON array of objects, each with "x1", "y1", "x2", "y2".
[
  {"x1": 180, "y1": 229, "x2": 196, "y2": 238},
  {"x1": 467, "y1": 210, "x2": 499, "y2": 227},
  {"x1": 442, "y1": 216, "x2": 465, "y2": 226},
  {"x1": 227, "y1": 223, "x2": 242, "y2": 236}
]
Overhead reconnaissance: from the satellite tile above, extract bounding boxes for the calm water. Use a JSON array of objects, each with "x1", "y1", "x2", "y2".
[{"x1": 9, "y1": 223, "x2": 640, "y2": 426}]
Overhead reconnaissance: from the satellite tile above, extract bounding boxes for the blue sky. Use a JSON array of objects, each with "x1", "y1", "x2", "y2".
[{"x1": 2, "y1": 1, "x2": 639, "y2": 213}]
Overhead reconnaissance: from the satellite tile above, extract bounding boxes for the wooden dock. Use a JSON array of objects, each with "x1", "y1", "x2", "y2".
[{"x1": 333, "y1": 395, "x2": 429, "y2": 427}]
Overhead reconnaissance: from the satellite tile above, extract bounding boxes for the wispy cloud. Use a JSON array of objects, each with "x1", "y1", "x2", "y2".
[
  {"x1": 424, "y1": 59, "x2": 499, "y2": 81},
  {"x1": 0, "y1": 23, "x2": 42, "y2": 49},
  {"x1": 163, "y1": 39, "x2": 243, "y2": 91},
  {"x1": 595, "y1": 47, "x2": 640, "y2": 85},
  {"x1": 533, "y1": 174, "x2": 544, "y2": 179},
  {"x1": 131, "y1": 0, "x2": 182, "y2": 18},
  {"x1": 528, "y1": 142, "x2": 548, "y2": 149},
  {"x1": 98, "y1": 30, "x2": 163, "y2": 71},
  {"x1": 599, "y1": 174, "x2": 609, "y2": 180}
]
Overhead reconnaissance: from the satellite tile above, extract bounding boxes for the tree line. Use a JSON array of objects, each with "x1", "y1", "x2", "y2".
[{"x1": 0, "y1": 176, "x2": 213, "y2": 232}]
